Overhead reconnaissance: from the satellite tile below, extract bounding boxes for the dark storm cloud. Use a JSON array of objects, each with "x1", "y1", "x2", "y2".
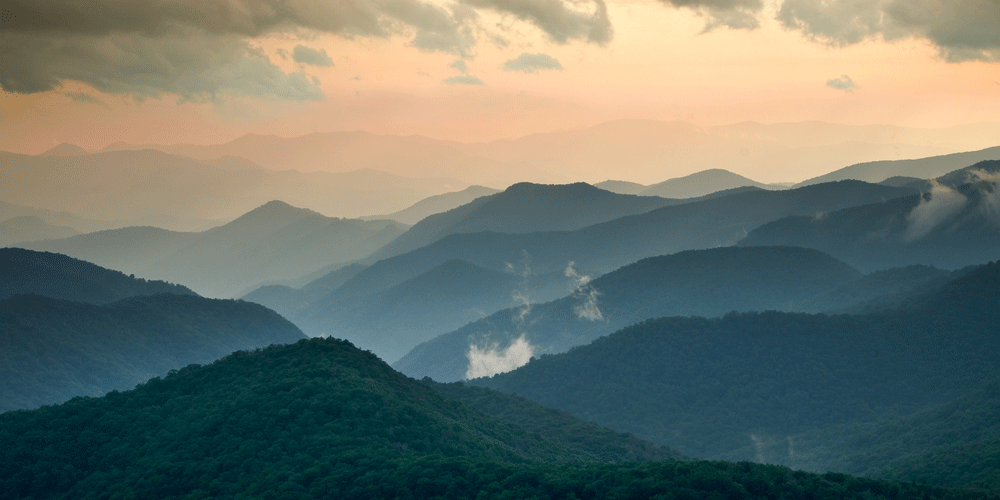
[
  {"x1": 502, "y1": 53, "x2": 563, "y2": 73},
  {"x1": 778, "y1": 0, "x2": 1000, "y2": 62},
  {"x1": 462, "y1": 0, "x2": 613, "y2": 45},
  {"x1": 657, "y1": 0, "x2": 765, "y2": 30},
  {"x1": 292, "y1": 45, "x2": 334, "y2": 67}
]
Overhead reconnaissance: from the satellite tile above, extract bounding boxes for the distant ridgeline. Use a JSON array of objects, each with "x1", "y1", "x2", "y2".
[
  {"x1": 469, "y1": 261, "x2": 1000, "y2": 485},
  {"x1": 0, "y1": 337, "x2": 989, "y2": 500},
  {"x1": 0, "y1": 248, "x2": 305, "y2": 412},
  {"x1": 740, "y1": 160, "x2": 1000, "y2": 271},
  {"x1": 0, "y1": 247, "x2": 195, "y2": 303}
]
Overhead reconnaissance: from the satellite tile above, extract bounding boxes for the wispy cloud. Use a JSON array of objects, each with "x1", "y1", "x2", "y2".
[
  {"x1": 826, "y1": 75, "x2": 856, "y2": 92},
  {"x1": 503, "y1": 53, "x2": 563, "y2": 73}
]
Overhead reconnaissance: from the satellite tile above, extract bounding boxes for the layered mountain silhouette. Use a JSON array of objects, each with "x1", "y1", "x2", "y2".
[
  {"x1": 0, "y1": 216, "x2": 79, "y2": 247},
  {"x1": 0, "y1": 149, "x2": 469, "y2": 222},
  {"x1": 740, "y1": 161, "x2": 1000, "y2": 271},
  {"x1": 366, "y1": 182, "x2": 681, "y2": 262},
  {"x1": 0, "y1": 248, "x2": 195, "y2": 303},
  {"x1": 97, "y1": 120, "x2": 981, "y2": 186},
  {"x1": 794, "y1": 145, "x2": 1000, "y2": 186},
  {"x1": 638, "y1": 169, "x2": 784, "y2": 198},
  {"x1": 20, "y1": 201, "x2": 405, "y2": 297},
  {"x1": 361, "y1": 185, "x2": 500, "y2": 225},
  {"x1": 469, "y1": 261, "x2": 1000, "y2": 462},
  {"x1": 393, "y1": 246, "x2": 862, "y2": 382}
]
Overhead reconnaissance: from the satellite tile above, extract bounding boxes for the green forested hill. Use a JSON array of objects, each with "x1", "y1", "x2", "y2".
[
  {"x1": 0, "y1": 293, "x2": 305, "y2": 412},
  {"x1": 0, "y1": 247, "x2": 195, "y2": 303},
  {"x1": 471, "y1": 262, "x2": 1000, "y2": 460},
  {"x1": 0, "y1": 337, "x2": 989, "y2": 500}
]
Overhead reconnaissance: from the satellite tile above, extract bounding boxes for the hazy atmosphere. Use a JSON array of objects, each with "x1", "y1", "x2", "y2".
[{"x1": 3, "y1": 1, "x2": 1000, "y2": 499}]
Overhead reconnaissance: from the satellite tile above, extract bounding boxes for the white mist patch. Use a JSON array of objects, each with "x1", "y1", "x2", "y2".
[
  {"x1": 465, "y1": 335, "x2": 535, "y2": 379},
  {"x1": 507, "y1": 251, "x2": 535, "y2": 328},
  {"x1": 968, "y1": 169, "x2": 1000, "y2": 223},
  {"x1": 565, "y1": 261, "x2": 603, "y2": 321},
  {"x1": 750, "y1": 434, "x2": 764, "y2": 463},
  {"x1": 905, "y1": 180, "x2": 968, "y2": 242}
]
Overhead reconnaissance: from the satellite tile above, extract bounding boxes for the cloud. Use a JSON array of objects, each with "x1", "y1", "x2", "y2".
[
  {"x1": 293, "y1": 45, "x2": 334, "y2": 67},
  {"x1": 64, "y1": 92, "x2": 104, "y2": 105},
  {"x1": 905, "y1": 180, "x2": 969, "y2": 241},
  {"x1": 826, "y1": 75, "x2": 856, "y2": 92},
  {"x1": 777, "y1": 0, "x2": 1000, "y2": 62},
  {"x1": 503, "y1": 52, "x2": 563, "y2": 72},
  {"x1": 444, "y1": 75, "x2": 485, "y2": 85},
  {"x1": 3, "y1": 0, "x2": 615, "y2": 100},
  {"x1": 465, "y1": 335, "x2": 535, "y2": 379},
  {"x1": 451, "y1": 59, "x2": 469, "y2": 73},
  {"x1": 656, "y1": 0, "x2": 765, "y2": 30},
  {"x1": 0, "y1": 29, "x2": 324, "y2": 102},
  {"x1": 462, "y1": 0, "x2": 613, "y2": 45}
]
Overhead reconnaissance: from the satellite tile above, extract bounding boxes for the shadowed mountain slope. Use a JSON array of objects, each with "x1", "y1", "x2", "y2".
[
  {"x1": 366, "y1": 182, "x2": 679, "y2": 262},
  {"x1": 394, "y1": 246, "x2": 862, "y2": 382},
  {"x1": 0, "y1": 293, "x2": 305, "y2": 413},
  {"x1": 0, "y1": 248, "x2": 195, "y2": 303},
  {"x1": 469, "y1": 262, "x2": 1000, "y2": 461},
  {"x1": 740, "y1": 161, "x2": 1000, "y2": 271}
]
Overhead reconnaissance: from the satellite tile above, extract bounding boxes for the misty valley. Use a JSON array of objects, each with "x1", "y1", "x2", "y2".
[{"x1": 3, "y1": 133, "x2": 1000, "y2": 500}]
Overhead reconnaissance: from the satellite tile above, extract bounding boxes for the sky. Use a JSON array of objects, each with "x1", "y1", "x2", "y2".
[{"x1": 2, "y1": 0, "x2": 999, "y2": 155}]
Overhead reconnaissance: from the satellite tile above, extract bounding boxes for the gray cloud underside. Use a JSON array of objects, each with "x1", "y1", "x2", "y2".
[
  {"x1": 1, "y1": 0, "x2": 606, "y2": 99},
  {"x1": 462, "y1": 0, "x2": 613, "y2": 45},
  {"x1": 777, "y1": 0, "x2": 1000, "y2": 62},
  {"x1": 657, "y1": 0, "x2": 764, "y2": 30},
  {"x1": 503, "y1": 52, "x2": 563, "y2": 72},
  {"x1": 0, "y1": 30, "x2": 323, "y2": 101},
  {"x1": 293, "y1": 45, "x2": 334, "y2": 67}
]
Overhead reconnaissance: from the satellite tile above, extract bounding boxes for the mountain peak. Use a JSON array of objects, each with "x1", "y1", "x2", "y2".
[{"x1": 40, "y1": 143, "x2": 89, "y2": 157}]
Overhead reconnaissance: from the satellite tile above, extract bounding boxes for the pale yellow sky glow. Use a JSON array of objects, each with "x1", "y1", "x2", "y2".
[{"x1": 1, "y1": 0, "x2": 998, "y2": 157}]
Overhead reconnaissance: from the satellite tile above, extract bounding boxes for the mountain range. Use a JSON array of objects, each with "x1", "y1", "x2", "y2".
[{"x1": 17, "y1": 201, "x2": 405, "y2": 297}]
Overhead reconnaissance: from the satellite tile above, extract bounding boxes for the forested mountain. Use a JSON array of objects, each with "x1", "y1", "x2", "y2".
[
  {"x1": 0, "y1": 248, "x2": 195, "y2": 303},
  {"x1": 791, "y1": 265, "x2": 972, "y2": 313},
  {"x1": 0, "y1": 293, "x2": 305, "y2": 413},
  {"x1": 0, "y1": 337, "x2": 983, "y2": 500},
  {"x1": 593, "y1": 180, "x2": 647, "y2": 194},
  {"x1": 0, "y1": 216, "x2": 78, "y2": 247},
  {"x1": 394, "y1": 246, "x2": 862, "y2": 382},
  {"x1": 740, "y1": 161, "x2": 1000, "y2": 271},
  {"x1": 470, "y1": 262, "x2": 1000, "y2": 461},
  {"x1": 715, "y1": 380, "x2": 1000, "y2": 490},
  {"x1": 367, "y1": 182, "x2": 679, "y2": 262},
  {"x1": 20, "y1": 201, "x2": 405, "y2": 297}
]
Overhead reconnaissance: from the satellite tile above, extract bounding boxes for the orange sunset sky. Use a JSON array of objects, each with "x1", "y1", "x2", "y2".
[{"x1": 2, "y1": 0, "x2": 999, "y2": 159}]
